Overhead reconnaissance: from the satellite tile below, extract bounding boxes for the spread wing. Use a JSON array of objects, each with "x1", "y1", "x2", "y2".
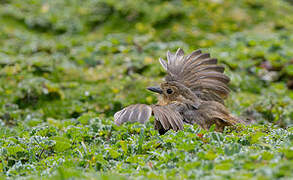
[
  {"x1": 114, "y1": 104, "x2": 152, "y2": 126},
  {"x1": 114, "y1": 104, "x2": 184, "y2": 131},
  {"x1": 159, "y1": 48, "x2": 230, "y2": 104}
]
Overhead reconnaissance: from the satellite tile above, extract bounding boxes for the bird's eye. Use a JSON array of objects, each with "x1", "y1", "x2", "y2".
[{"x1": 166, "y1": 88, "x2": 173, "y2": 94}]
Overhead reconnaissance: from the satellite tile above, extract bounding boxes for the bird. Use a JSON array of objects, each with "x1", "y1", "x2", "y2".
[{"x1": 114, "y1": 48, "x2": 246, "y2": 134}]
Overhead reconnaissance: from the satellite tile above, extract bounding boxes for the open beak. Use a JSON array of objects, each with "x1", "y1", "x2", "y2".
[{"x1": 147, "y1": 86, "x2": 163, "y2": 94}]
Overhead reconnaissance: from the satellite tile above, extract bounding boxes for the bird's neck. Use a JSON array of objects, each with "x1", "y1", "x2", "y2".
[
  {"x1": 157, "y1": 94, "x2": 199, "y2": 107},
  {"x1": 157, "y1": 95, "x2": 171, "y2": 106}
]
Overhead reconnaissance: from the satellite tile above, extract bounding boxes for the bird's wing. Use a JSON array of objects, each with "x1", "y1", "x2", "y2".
[
  {"x1": 159, "y1": 48, "x2": 230, "y2": 104},
  {"x1": 114, "y1": 104, "x2": 152, "y2": 126},
  {"x1": 114, "y1": 103, "x2": 184, "y2": 131},
  {"x1": 151, "y1": 104, "x2": 184, "y2": 131}
]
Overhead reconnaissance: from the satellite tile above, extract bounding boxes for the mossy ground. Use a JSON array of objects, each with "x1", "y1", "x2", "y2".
[{"x1": 0, "y1": 0, "x2": 293, "y2": 179}]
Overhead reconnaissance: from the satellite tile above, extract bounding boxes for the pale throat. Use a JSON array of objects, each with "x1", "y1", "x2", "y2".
[{"x1": 157, "y1": 94, "x2": 188, "y2": 106}]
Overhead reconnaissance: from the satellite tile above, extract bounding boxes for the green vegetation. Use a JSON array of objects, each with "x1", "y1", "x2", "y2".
[{"x1": 0, "y1": 0, "x2": 293, "y2": 179}]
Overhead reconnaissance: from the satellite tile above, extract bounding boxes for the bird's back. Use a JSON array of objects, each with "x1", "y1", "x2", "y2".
[{"x1": 169, "y1": 100, "x2": 246, "y2": 132}]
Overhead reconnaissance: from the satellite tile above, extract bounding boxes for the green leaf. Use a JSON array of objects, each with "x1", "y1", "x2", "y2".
[{"x1": 52, "y1": 137, "x2": 71, "y2": 152}]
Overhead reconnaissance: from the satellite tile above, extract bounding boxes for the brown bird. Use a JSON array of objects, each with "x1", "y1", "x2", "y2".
[{"x1": 114, "y1": 48, "x2": 246, "y2": 134}]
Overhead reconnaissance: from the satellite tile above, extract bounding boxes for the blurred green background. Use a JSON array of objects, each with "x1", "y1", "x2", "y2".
[{"x1": 0, "y1": 0, "x2": 293, "y2": 179}]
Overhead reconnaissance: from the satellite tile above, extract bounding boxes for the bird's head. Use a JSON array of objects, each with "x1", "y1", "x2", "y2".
[
  {"x1": 147, "y1": 81, "x2": 199, "y2": 106},
  {"x1": 147, "y1": 82, "x2": 179, "y2": 102}
]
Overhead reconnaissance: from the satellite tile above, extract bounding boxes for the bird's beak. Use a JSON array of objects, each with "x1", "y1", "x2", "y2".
[{"x1": 147, "y1": 86, "x2": 163, "y2": 94}]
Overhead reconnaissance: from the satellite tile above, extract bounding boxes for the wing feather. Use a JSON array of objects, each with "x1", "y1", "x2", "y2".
[
  {"x1": 152, "y1": 105, "x2": 184, "y2": 131},
  {"x1": 114, "y1": 104, "x2": 152, "y2": 126},
  {"x1": 186, "y1": 72, "x2": 230, "y2": 84},
  {"x1": 185, "y1": 49, "x2": 202, "y2": 61},
  {"x1": 159, "y1": 58, "x2": 168, "y2": 71},
  {"x1": 192, "y1": 65, "x2": 225, "y2": 73}
]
